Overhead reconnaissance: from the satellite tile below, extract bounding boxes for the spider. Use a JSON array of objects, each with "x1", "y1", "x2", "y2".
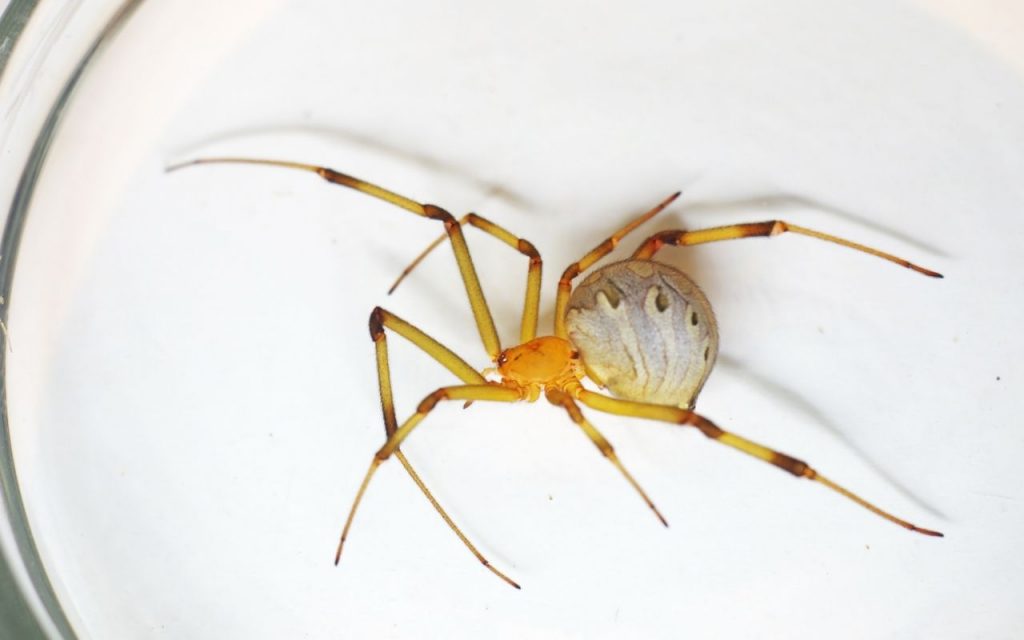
[{"x1": 168, "y1": 157, "x2": 943, "y2": 589}]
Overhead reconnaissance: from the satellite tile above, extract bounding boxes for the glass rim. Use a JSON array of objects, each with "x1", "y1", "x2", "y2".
[{"x1": 0, "y1": 2, "x2": 146, "y2": 638}]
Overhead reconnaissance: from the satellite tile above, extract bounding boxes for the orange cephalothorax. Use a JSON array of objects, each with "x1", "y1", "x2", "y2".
[{"x1": 497, "y1": 336, "x2": 583, "y2": 398}]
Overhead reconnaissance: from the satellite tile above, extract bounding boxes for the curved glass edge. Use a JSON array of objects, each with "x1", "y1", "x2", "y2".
[
  {"x1": 0, "y1": 1, "x2": 55, "y2": 637},
  {"x1": 0, "y1": 1, "x2": 146, "y2": 638},
  {"x1": 0, "y1": 1, "x2": 39, "y2": 77},
  {"x1": 0, "y1": 13, "x2": 47, "y2": 634},
  {"x1": 0, "y1": 536, "x2": 48, "y2": 640}
]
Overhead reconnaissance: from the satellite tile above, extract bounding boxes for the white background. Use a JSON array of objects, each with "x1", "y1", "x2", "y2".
[{"x1": 4, "y1": 1, "x2": 1023, "y2": 638}]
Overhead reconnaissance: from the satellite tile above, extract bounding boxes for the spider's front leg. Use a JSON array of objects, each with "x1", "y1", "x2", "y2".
[
  {"x1": 388, "y1": 212, "x2": 544, "y2": 344},
  {"x1": 169, "y1": 157, "x2": 550, "y2": 358},
  {"x1": 167, "y1": 157, "x2": 505, "y2": 358},
  {"x1": 338, "y1": 382, "x2": 522, "y2": 583},
  {"x1": 335, "y1": 306, "x2": 521, "y2": 588}
]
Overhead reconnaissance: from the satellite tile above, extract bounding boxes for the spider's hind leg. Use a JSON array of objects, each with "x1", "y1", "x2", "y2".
[
  {"x1": 630, "y1": 220, "x2": 942, "y2": 277},
  {"x1": 554, "y1": 192, "x2": 681, "y2": 338},
  {"x1": 575, "y1": 389, "x2": 943, "y2": 537}
]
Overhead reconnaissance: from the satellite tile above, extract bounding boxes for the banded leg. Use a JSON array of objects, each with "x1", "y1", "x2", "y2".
[
  {"x1": 337, "y1": 383, "x2": 524, "y2": 587},
  {"x1": 389, "y1": 213, "x2": 543, "y2": 343},
  {"x1": 363, "y1": 308, "x2": 519, "y2": 587},
  {"x1": 631, "y1": 220, "x2": 942, "y2": 277},
  {"x1": 544, "y1": 388, "x2": 668, "y2": 526},
  {"x1": 574, "y1": 388, "x2": 943, "y2": 537},
  {"x1": 554, "y1": 192, "x2": 681, "y2": 338},
  {"x1": 166, "y1": 157, "x2": 503, "y2": 359}
]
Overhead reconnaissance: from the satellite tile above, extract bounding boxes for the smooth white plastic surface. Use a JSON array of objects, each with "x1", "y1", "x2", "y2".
[{"x1": 6, "y1": 1, "x2": 1023, "y2": 638}]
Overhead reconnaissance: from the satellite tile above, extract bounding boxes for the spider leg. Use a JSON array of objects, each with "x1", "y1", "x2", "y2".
[
  {"x1": 166, "y1": 157, "x2": 503, "y2": 359},
  {"x1": 365, "y1": 307, "x2": 518, "y2": 587},
  {"x1": 575, "y1": 389, "x2": 943, "y2": 537},
  {"x1": 389, "y1": 213, "x2": 543, "y2": 343},
  {"x1": 555, "y1": 192, "x2": 680, "y2": 338},
  {"x1": 544, "y1": 388, "x2": 668, "y2": 527},
  {"x1": 336, "y1": 382, "x2": 523, "y2": 588},
  {"x1": 630, "y1": 220, "x2": 942, "y2": 277}
]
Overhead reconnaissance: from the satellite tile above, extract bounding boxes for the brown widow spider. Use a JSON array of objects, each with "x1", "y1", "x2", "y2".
[{"x1": 168, "y1": 157, "x2": 943, "y2": 589}]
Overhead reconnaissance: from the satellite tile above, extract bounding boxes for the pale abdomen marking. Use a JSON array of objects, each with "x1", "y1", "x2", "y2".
[{"x1": 565, "y1": 260, "x2": 719, "y2": 408}]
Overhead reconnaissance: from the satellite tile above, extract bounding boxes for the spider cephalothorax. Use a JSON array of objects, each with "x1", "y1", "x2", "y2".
[
  {"x1": 169, "y1": 156, "x2": 943, "y2": 590},
  {"x1": 496, "y1": 336, "x2": 584, "y2": 401}
]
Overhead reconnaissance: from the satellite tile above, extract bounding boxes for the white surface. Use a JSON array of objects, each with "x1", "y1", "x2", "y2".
[{"x1": 5, "y1": 1, "x2": 1023, "y2": 638}]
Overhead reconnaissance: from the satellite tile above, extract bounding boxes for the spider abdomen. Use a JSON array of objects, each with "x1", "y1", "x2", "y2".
[{"x1": 565, "y1": 260, "x2": 719, "y2": 408}]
